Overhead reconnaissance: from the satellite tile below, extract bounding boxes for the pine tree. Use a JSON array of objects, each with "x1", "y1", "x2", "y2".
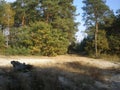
[
  {"x1": 41, "y1": 0, "x2": 78, "y2": 42},
  {"x1": 105, "y1": 9, "x2": 120, "y2": 55},
  {"x1": 6, "y1": 0, "x2": 77, "y2": 55},
  {"x1": 82, "y1": 0, "x2": 110, "y2": 57},
  {"x1": 11, "y1": 0, "x2": 41, "y2": 26}
]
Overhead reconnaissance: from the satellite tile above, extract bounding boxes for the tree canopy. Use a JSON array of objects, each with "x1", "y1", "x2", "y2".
[
  {"x1": 0, "y1": 0, "x2": 119, "y2": 58},
  {"x1": 0, "y1": 0, "x2": 77, "y2": 56}
]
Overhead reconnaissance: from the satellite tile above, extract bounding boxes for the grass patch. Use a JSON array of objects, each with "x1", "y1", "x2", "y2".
[
  {"x1": 0, "y1": 65, "x2": 97, "y2": 90},
  {"x1": 100, "y1": 54, "x2": 120, "y2": 62}
]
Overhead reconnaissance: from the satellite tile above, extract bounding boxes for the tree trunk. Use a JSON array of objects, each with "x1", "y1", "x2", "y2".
[
  {"x1": 95, "y1": 21, "x2": 98, "y2": 57},
  {"x1": 46, "y1": 13, "x2": 50, "y2": 23},
  {"x1": 22, "y1": 15, "x2": 25, "y2": 26},
  {"x1": 22, "y1": 11, "x2": 25, "y2": 26}
]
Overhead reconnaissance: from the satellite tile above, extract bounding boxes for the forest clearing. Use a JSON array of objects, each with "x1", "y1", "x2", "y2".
[
  {"x1": 0, "y1": 0, "x2": 120, "y2": 89},
  {"x1": 0, "y1": 55, "x2": 120, "y2": 90},
  {"x1": 0, "y1": 55, "x2": 120, "y2": 68}
]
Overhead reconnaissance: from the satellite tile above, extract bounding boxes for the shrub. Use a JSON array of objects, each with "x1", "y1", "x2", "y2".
[
  {"x1": 5, "y1": 46, "x2": 30, "y2": 55},
  {"x1": 0, "y1": 30, "x2": 5, "y2": 54},
  {"x1": 29, "y1": 21, "x2": 69, "y2": 56},
  {"x1": 7, "y1": 22, "x2": 69, "y2": 56}
]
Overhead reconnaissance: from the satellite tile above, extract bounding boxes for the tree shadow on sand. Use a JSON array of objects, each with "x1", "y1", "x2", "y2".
[{"x1": 0, "y1": 61, "x2": 120, "y2": 90}]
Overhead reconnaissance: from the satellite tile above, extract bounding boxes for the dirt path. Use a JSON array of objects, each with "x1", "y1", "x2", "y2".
[{"x1": 0, "y1": 55, "x2": 119, "y2": 69}]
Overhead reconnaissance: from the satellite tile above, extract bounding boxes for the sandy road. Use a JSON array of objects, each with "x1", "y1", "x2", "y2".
[{"x1": 0, "y1": 55, "x2": 119, "y2": 69}]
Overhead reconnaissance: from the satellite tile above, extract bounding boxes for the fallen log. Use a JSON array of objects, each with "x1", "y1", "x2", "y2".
[{"x1": 11, "y1": 61, "x2": 33, "y2": 71}]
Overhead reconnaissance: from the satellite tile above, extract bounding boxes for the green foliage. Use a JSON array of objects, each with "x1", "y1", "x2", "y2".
[
  {"x1": 108, "y1": 35, "x2": 120, "y2": 55},
  {"x1": 77, "y1": 30, "x2": 109, "y2": 56},
  {"x1": 0, "y1": 0, "x2": 5, "y2": 25},
  {"x1": 52, "y1": 17, "x2": 78, "y2": 42},
  {"x1": 104, "y1": 9, "x2": 120, "y2": 55},
  {"x1": 84, "y1": 38, "x2": 94, "y2": 56},
  {"x1": 0, "y1": 30, "x2": 5, "y2": 49},
  {"x1": 97, "y1": 30, "x2": 109, "y2": 54},
  {"x1": 0, "y1": 3, "x2": 15, "y2": 27},
  {"x1": 10, "y1": 26, "x2": 32, "y2": 48},
  {"x1": 4, "y1": 0, "x2": 77, "y2": 56},
  {"x1": 29, "y1": 22, "x2": 69, "y2": 56},
  {"x1": 82, "y1": 0, "x2": 110, "y2": 26},
  {"x1": 5, "y1": 46, "x2": 30, "y2": 55},
  {"x1": 11, "y1": 0, "x2": 41, "y2": 26},
  {"x1": 0, "y1": 0, "x2": 77, "y2": 56},
  {"x1": 7, "y1": 22, "x2": 69, "y2": 56},
  {"x1": 5, "y1": 26, "x2": 31, "y2": 55},
  {"x1": 82, "y1": 0, "x2": 111, "y2": 57},
  {"x1": 39, "y1": 0, "x2": 77, "y2": 42},
  {"x1": 77, "y1": 7, "x2": 120, "y2": 58}
]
